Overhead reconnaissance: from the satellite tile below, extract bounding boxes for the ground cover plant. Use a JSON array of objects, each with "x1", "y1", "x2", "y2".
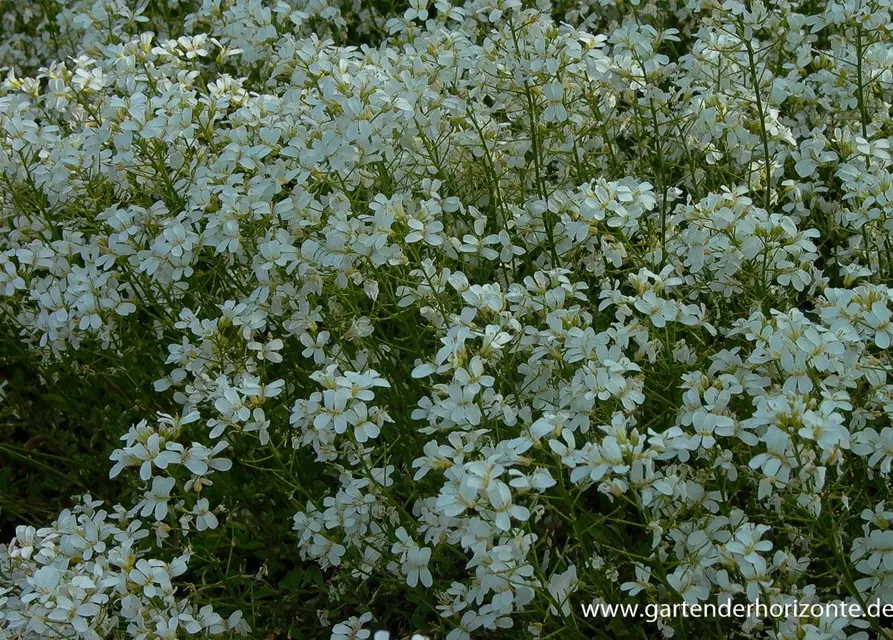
[{"x1": 2, "y1": 0, "x2": 893, "y2": 638}]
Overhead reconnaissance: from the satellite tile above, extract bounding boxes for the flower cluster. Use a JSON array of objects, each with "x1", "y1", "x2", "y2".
[{"x1": 1, "y1": 496, "x2": 246, "y2": 639}]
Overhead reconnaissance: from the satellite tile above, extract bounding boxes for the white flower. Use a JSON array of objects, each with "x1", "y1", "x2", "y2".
[
  {"x1": 620, "y1": 564, "x2": 652, "y2": 596},
  {"x1": 332, "y1": 613, "x2": 373, "y2": 640},
  {"x1": 404, "y1": 546, "x2": 433, "y2": 588},
  {"x1": 634, "y1": 291, "x2": 677, "y2": 328},
  {"x1": 547, "y1": 566, "x2": 579, "y2": 617},
  {"x1": 404, "y1": 0, "x2": 429, "y2": 21},
  {"x1": 301, "y1": 331, "x2": 331, "y2": 363},
  {"x1": 139, "y1": 476, "x2": 176, "y2": 521},
  {"x1": 192, "y1": 499, "x2": 219, "y2": 531}
]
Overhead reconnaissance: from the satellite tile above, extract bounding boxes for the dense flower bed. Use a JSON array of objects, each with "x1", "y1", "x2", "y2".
[{"x1": 2, "y1": 0, "x2": 893, "y2": 638}]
